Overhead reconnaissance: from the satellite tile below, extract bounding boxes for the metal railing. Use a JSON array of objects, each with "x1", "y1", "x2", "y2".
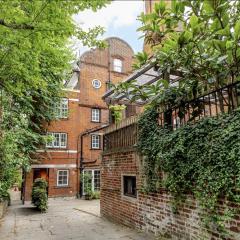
[
  {"x1": 158, "y1": 81, "x2": 240, "y2": 129},
  {"x1": 103, "y1": 82, "x2": 240, "y2": 150}
]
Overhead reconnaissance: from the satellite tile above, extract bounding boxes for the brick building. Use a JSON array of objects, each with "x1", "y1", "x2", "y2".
[{"x1": 23, "y1": 37, "x2": 134, "y2": 201}]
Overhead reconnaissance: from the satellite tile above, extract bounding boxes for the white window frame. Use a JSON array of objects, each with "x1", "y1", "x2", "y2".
[
  {"x1": 92, "y1": 79, "x2": 101, "y2": 89},
  {"x1": 83, "y1": 169, "x2": 100, "y2": 194},
  {"x1": 91, "y1": 134, "x2": 101, "y2": 149},
  {"x1": 113, "y1": 58, "x2": 122, "y2": 73},
  {"x1": 55, "y1": 98, "x2": 68, "y2": 119},
  {"x1": 57, "y1": 170, "x2": 69, "y2": 187},
  {"x1": 91, "y1": 108, "x2": 100, "y2": 122},
  {"x1": 46, "y1": 132, "x2": 67, "y2": 149}
]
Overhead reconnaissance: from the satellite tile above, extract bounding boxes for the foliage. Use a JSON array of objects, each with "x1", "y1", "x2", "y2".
[
  {"x1": 81, "y1": 172, "x2": 93, "y2": 199},
  {"x1": 113, "y1": 0, "x2": 240, "y2": 111},
  {"x1": 32, "y1": 178, "x2": 48, "y2": 212},
  {"x1": 138, "y1": 106, "x2": 240, "y2": 233},
  {"x1": 132, "y1": 51, "x2": 148, "y2": 70},
  {"x1": 0, "y1": 0, "x2": 109, "y2": 199},
  {"x1": 109, "y1": 104, "x2": 126, "y2": 124},
  {"x1": 91, "y1": 191, "x2": 100, "y2": 200}
]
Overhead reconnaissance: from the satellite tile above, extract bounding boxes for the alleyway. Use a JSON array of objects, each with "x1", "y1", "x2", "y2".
[{"x1": 0, "y1": 199, "x2": 155, "y2": 240}]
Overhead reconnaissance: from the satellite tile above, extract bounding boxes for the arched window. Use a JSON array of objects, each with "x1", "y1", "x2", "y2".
[{"x1": 113, "y1": 59, "x2": 123, "y2": 73}]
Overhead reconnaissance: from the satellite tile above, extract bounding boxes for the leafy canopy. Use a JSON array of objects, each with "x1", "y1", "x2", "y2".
[
  {"x1": 114, "y1": 0, "x2": 240, "y2": 108},
  {"x1": 0, "y1": 0, "x2": 109, "y2": 199}
]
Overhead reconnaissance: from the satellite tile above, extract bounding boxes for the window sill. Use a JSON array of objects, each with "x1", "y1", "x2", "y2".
[
  {"x1": 54, "y1": 186, "x2": 70, "y2": 189},
  {"x1": 46, "y1": 147, "x2": 68, "y2": 150},
  {"x1": 90, "y1": 148, "x2": 101, "y2": 150},
  {"x1": 91, "y1": 120, "x2": 101, "y2": 123},
  {"x1": 121, "y1": 193, "x2": 138, "y2": 203}
]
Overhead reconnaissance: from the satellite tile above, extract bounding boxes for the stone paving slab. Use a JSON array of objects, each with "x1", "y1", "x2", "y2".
[{"x1": 0, "y1": 198, "x2": 156, "y2": 240}]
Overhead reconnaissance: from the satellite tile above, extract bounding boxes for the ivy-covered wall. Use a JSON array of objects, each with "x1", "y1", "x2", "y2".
[
  {"x1": 101, "y1": 107, "x2": 240, "y2": 239},
  {"x1": 137, "y1": 107, "x2": 240, "y2": 237}
]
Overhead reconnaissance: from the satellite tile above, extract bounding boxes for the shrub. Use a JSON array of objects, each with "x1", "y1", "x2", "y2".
[{"x1": 32, "y1": 178, "x2": 48, "y2": 212}]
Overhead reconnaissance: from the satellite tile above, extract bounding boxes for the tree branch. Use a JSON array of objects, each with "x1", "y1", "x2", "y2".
[{"x1": 0, "y1": 19, "x2": 34, "y2": 30}]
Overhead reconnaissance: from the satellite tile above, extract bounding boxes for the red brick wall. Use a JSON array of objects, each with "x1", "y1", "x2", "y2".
[{"x1": 101, "y1": 149, "x2": 240, "y2": 240}]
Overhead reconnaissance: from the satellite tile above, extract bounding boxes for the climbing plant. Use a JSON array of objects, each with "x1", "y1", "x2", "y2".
[{"x1": 138, "y1": 106, "x2": 240, "y2": 234}]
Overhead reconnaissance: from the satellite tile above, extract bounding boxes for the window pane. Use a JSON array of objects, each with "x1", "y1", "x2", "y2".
[
  {"x1": 92, "y1": 135, "x2": 100, "y2": 149},
  {"x1": 55, "y1": 98, "x2": 68, "y2": 118},
  {"x1": 57, "y1": 170, "x2": 68, "y2": 186},
  {"x1": 113, "y1": 59, "x2": 122, "y2": 72},
  {"x1": 92, "y1": 109, "x2": 100, "y2": 122},
  {"x1": 94, "y1": 170, "x2": 100, "y2": 191}
]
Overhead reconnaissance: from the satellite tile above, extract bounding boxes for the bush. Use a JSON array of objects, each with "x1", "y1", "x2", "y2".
[
  {"x1": 91, "y1": 191, "x2": 100, "y2": 199},
  {"x1": 32, "y1": 178, "x2": 48, "y2": 212}
]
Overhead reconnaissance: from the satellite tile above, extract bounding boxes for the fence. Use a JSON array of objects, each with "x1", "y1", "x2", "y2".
[{"x1": 104, "y1": 82, "x2": 240, "y2": 150}]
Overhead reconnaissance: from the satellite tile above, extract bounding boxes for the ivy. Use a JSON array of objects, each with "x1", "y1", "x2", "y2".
[{"x1": 137, "y1": 106, "x2": 240, "y2": 234}]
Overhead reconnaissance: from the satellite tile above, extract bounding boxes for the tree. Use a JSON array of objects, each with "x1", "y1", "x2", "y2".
[
  {"x1": 114, "y1": 0, "x2": 240, "y2": 111},
  {"x1": 0, "y1": 0, "x2": 109, "y2": 199}
]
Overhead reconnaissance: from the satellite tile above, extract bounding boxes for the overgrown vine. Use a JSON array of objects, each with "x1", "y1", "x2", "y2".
[{"x1": 137, "y1": 106, "x2": 240, "y2": 235}]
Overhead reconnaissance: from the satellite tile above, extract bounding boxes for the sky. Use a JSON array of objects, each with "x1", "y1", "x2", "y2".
[{"x1": 72, "y1": 0, "x2": 145, "y2": 57}]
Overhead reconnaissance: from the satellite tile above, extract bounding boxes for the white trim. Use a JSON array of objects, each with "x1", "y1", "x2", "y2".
[
  {"x1": 68, "y1": 98, "x2": 79, "y2": 102},
  {"x1": 36, "y1": 149, "x2": 77, "y2": 153},
  {"x1": 63, "y1": 88, "x2": 80, "y2": 93},
  {"x1": 57, "y1": 170, "x2": 69, "y2": 187},
  {"x1": 31, "y1": 164, "x2": 76, "y2": 169},
  {"x1": 82, "y1": 169, "x2": 100, "y2": 195}
]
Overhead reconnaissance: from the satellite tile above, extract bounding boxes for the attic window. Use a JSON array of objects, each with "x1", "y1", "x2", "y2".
[{"x1": 113, "y1": 59, "x2": 122, "y2": 73}]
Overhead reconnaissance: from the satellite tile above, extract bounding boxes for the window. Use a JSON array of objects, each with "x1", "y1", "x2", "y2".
[
  {"x1": 57, "y1": 170, "x2": 69, "y2": 186},
  {"x1": 113, "y1": 59, "x2": 122, "y2": 73},
  {"x1": 92, "y1": 79, "x2": 101, "y2": 89},
  {"x1": 54, "y1": 98, "x2": 68, "y2": 118},
  {"x1": 91, "y1": 134, "x2": 101, "y2": 149},
  {"x1": 123, "y1": 176, "x2": 137, "y2": 198},
  {"x1": 91, "y1": 108, "x2": 100, "y2": 122},
  {"x1": 83, "y1": 169, "x2": 100, "y2": 194},
  {"x1": 94, "y1": 170, "x2": 100, "y2": 191},
  {"x1": 46, "y1": 132, "x2": 67, "y2": 148}
]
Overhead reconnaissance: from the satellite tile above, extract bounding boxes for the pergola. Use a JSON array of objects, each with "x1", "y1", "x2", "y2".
[{"x1": 102, "y1": 59, "x2": 182, "y2": 104}]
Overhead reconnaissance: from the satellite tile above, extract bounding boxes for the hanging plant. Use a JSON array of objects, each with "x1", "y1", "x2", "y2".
[{"x1": 109, "y1": 104, "x2": 126, "y2": 124}]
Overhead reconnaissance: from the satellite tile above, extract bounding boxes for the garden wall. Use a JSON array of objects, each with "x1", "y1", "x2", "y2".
[{"x1": 100, "y1": 149, "x2": 240, "y2": 240}]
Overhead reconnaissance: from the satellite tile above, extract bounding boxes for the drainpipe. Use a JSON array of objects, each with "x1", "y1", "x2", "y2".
[{"x1": 77, "y1": 124, "x2": 109, "y2": 198}]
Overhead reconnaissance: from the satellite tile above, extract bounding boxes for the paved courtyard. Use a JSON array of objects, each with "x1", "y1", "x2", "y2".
[{"x1": 0, "y1": 198, "x2": 155, "y2": 240}]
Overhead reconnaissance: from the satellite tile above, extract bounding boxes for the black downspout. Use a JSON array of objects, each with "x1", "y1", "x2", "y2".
[{"x1": 79, "y1": 132, "x2": 86, "y2": 198}]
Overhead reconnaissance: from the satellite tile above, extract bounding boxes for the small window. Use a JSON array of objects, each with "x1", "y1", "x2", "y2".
[
  {"x1": 113, "y1": 59, "x2": 122, "y2": 73},
  {"x1": 57, "y1": 170, "x2": 69, "y2": 186},
  {"x1": 54, "y1": 98, "x2": 68, "y2": 118},
  {"x1": 123, "y1": 176, "x2": 136, "y2": 198},
  {"x1": 91, "y1": 134, "x2": 101, "y2": 149},
  {"x1": 46, "y1": 132, "x2": 67, "y2": 148},
  {"x1": 92, "y1": 79, "x2": 101, "y2": 89},
  {"x1": 91, "y1": 108, "x2": 100, "y2": 122}
]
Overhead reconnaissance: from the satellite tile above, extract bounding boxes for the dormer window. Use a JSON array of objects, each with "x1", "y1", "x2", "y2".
[{"x1": 113, "y1": 59, "x2": 122, "y2": 73}]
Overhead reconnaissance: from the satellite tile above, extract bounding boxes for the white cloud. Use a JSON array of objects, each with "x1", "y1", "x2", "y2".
[
  {"x1": 73, "y1": 1, "x2": 144, "y2": 31},
  {"x1": 71, "y1": 0, "x2": 144, "y2": 57}
]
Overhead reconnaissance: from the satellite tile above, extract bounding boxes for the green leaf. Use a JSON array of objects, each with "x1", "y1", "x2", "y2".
[
  {"x1": 190, "y1": 14, "x2": 198, "y2": 28},
  {"x1": 234, "y1": 20, "x2": 240, "y2": 39}
]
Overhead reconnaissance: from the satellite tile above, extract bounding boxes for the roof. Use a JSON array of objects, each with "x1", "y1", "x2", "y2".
[{"x1": 102, "y1": 58, "x2": 182, "y2": 103}]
